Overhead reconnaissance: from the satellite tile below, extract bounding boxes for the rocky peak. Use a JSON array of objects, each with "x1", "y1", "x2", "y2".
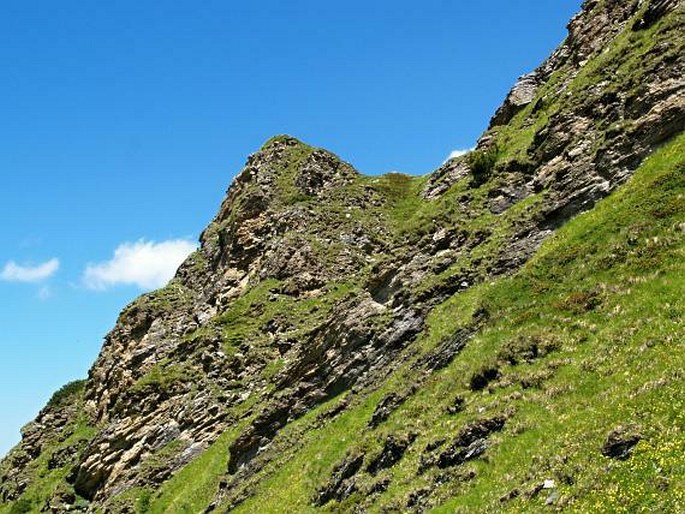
[
  {"x1": 1, "y1": 1, "x2": 683, "y2": 512},
  {"x1": 489, "y1": 72, "x2": 541, "y2": 128},
  {"x1": 210, "y1": 135, "x2": 358, "y2": 221},
  {"x1": 198, "y1": 135, "x2": 361, "y2": 270},
  {"x1": 488, "y1": 0, "x2": 682, "y2": 131}
]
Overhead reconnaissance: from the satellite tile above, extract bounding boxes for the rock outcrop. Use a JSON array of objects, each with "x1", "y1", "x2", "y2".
[{"x1": 1, "y1": 1, "x2": 683, "y2": 512}]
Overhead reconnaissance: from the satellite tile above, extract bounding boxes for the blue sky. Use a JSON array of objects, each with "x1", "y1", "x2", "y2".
[{"x1": 0, "y1": 0, "x2": 582, "y2": 456}]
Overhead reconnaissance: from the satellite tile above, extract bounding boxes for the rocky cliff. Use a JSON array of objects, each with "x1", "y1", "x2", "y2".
[{"x1": 2, "y1": 0, "x2": 684, "y2": 512}]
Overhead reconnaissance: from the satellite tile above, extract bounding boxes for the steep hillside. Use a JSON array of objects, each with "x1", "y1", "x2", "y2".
[{"x1": 1, "y1": 0, "x2": 683, "y2": 512}]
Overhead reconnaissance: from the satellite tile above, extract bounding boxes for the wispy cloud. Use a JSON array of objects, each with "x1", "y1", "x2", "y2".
[
  {"x1": 83, "y1": 239, "x2": 197, "y2": 291},
  {"x1": 446, "y1": 148, "x2": 474, "y2": 162},
  {"x1": 0, "y1": 258, "x2": 60, "y2": 283}
]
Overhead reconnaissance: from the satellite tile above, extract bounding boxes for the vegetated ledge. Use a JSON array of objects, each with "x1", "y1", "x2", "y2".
[{"x1": 0, "y1": 0, "x2": 683, "y2": 512}]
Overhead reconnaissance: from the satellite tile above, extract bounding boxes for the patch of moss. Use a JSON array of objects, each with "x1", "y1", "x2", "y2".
[{"x1": 128, "y1": 361, "x2": 199, "y2": 395}]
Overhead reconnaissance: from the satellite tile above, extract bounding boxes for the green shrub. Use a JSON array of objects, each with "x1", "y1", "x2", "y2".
[
  {"x1": 467, "y1": 145, "x2": 500, "y2": 186},
  {"x1": 284, "y1": 191, "x2": 312, "y2": 205},
  {"x1": 46, "y1": 379, "x2": 86, "y2": 409},
  {"x1": 8, "y1": 498, "x2": 34, "y2": 514}
]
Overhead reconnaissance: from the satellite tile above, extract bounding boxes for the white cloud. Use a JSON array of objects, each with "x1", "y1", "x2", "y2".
[
  {"x1": 83, "y1": 239, "x2": 197, "y2": 291},
  {"x1": 0, "y1": 258, "x2": 60, "y2": 283},
  {"x1": 446, "y1": 148, "x2": 474, "y2": 161}
]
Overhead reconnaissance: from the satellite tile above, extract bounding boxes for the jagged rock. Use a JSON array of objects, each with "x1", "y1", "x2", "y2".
[
  {"x1": 469, "y1": 365, "x2": 501, "y2": 391},
  {"x1": 418, "y1": 416, "x2": 506, "y2": 474},
  {"x1": 437, "y1": 439, "x2": 488, "y2": 469},
  {"x1": 489, "y1": 72, "x2": 542, "y2": 127},
  {"x1": 314, "y1": 453, "x2": 365, "y2": 506},
  {"x1": 601, "y1": 426, "x2": 642, "y2": 460},
  {"x1": 2, "y1": 2, "x2": 683, "y2": 511},
  {"x1": 47, "y1": 443, "x2": 84, "y2": 471},
  {"x1": 499, "y1": 488, "x2": 521, "y2": 503},
  {"x1": 295, "y1": 149, "x2": 357, "y2": 197},
  {"x1": 415, "y1": 325, "x2": 479, "y2": 372},
  {"x1": 368, "y1": 386, "x2": 418, "y2": 428},
  {"x1": 366, "y1": 433, "x2": 417, "y2": 475},
  {"x1": 407, "y1": 487, "x2": 431, "y2": 509},
  {"x1": 421, "y1": 159, "x2": 470, "y2": 199},
  {"x1": 228, "y1": 400, "x2": 291, "y2": 473},
  {"x1": 366, "y1": 477, "x2": 390, "y2": 496},
  {"x1": 446, "y1": 396, "x2": 465, "y2": 415},
  {"x1": 633, "y1": 0, "x2": 680, "y2": 30},
  {"x1": 437, "y1": 416, "x2": 506, "y2": 469}
]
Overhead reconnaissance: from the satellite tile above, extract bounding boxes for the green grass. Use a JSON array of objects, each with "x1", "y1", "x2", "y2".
[
  {"x1": 208, "y1": 132, "x2": 684, "y2": 513},
  {"x1": 144, "y1": 428, "x2": 242, "y2": 514},
  {"x1": 128, "y1": 361, "x2": 199, "y2": 395},
  {"x1": 0, "y1": 388, "x2": 95, "y2": 514},
  {"x1": 97, "y1": 425, "x2": 247, "y2": 513},
  {"x1": 229, "y1": 393, "x2": 383, "y2": 514},
  {"x1": 467, "y1": 145, "x2": 501, "y2": 186},
  {"x1": 2, "y1": 6, "x2": 682, "y2": 510},
  {"x1": 213, "y1": 277, "x2": 356, "y2": 358},
  {"x1": 364, "y1": 173, "x2": 426, "y2": 228},
  {"x1": 46, "y1": 379, "x2": 86, "y2": 409},
  {"x1": 480, "y1": 3, "x2": 684, "y2": 179}
]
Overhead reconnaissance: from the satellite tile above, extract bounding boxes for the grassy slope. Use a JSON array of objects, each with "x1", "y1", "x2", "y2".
[
  {"x1": 0, "y1": 384, "x2": 95, "y2": 514},
  {"x1": 224, "y1": 133, "x2": 684, "y2": 513},
  {"x1": 2, "y1": 6, "x2": 682, "y2": 511},
  {"x1": 98, "y1": 428, "x2": 242, "y2": 514},
  {"x1": 135, "y1": 12, "x2": 685, "y2": 504},
  {"x1": 3, "y1": 99, "x2": 681, "y2": 514}
]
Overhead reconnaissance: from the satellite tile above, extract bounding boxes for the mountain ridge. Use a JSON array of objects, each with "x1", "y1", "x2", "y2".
[{"x1": 1, "y1": 0, "x2": 684, "y2": 512}]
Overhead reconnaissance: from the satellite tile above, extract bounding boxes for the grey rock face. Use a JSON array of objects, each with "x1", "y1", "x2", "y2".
[
  {"x1": 633, "y1": 0, "x2": 681, "y2": 30},
  {"x1": 489, "y1": 72, "x2": 542, "y2": 128},
  {"x1": 1, "y1": 1, "x2": 683, "y2": 511}
]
